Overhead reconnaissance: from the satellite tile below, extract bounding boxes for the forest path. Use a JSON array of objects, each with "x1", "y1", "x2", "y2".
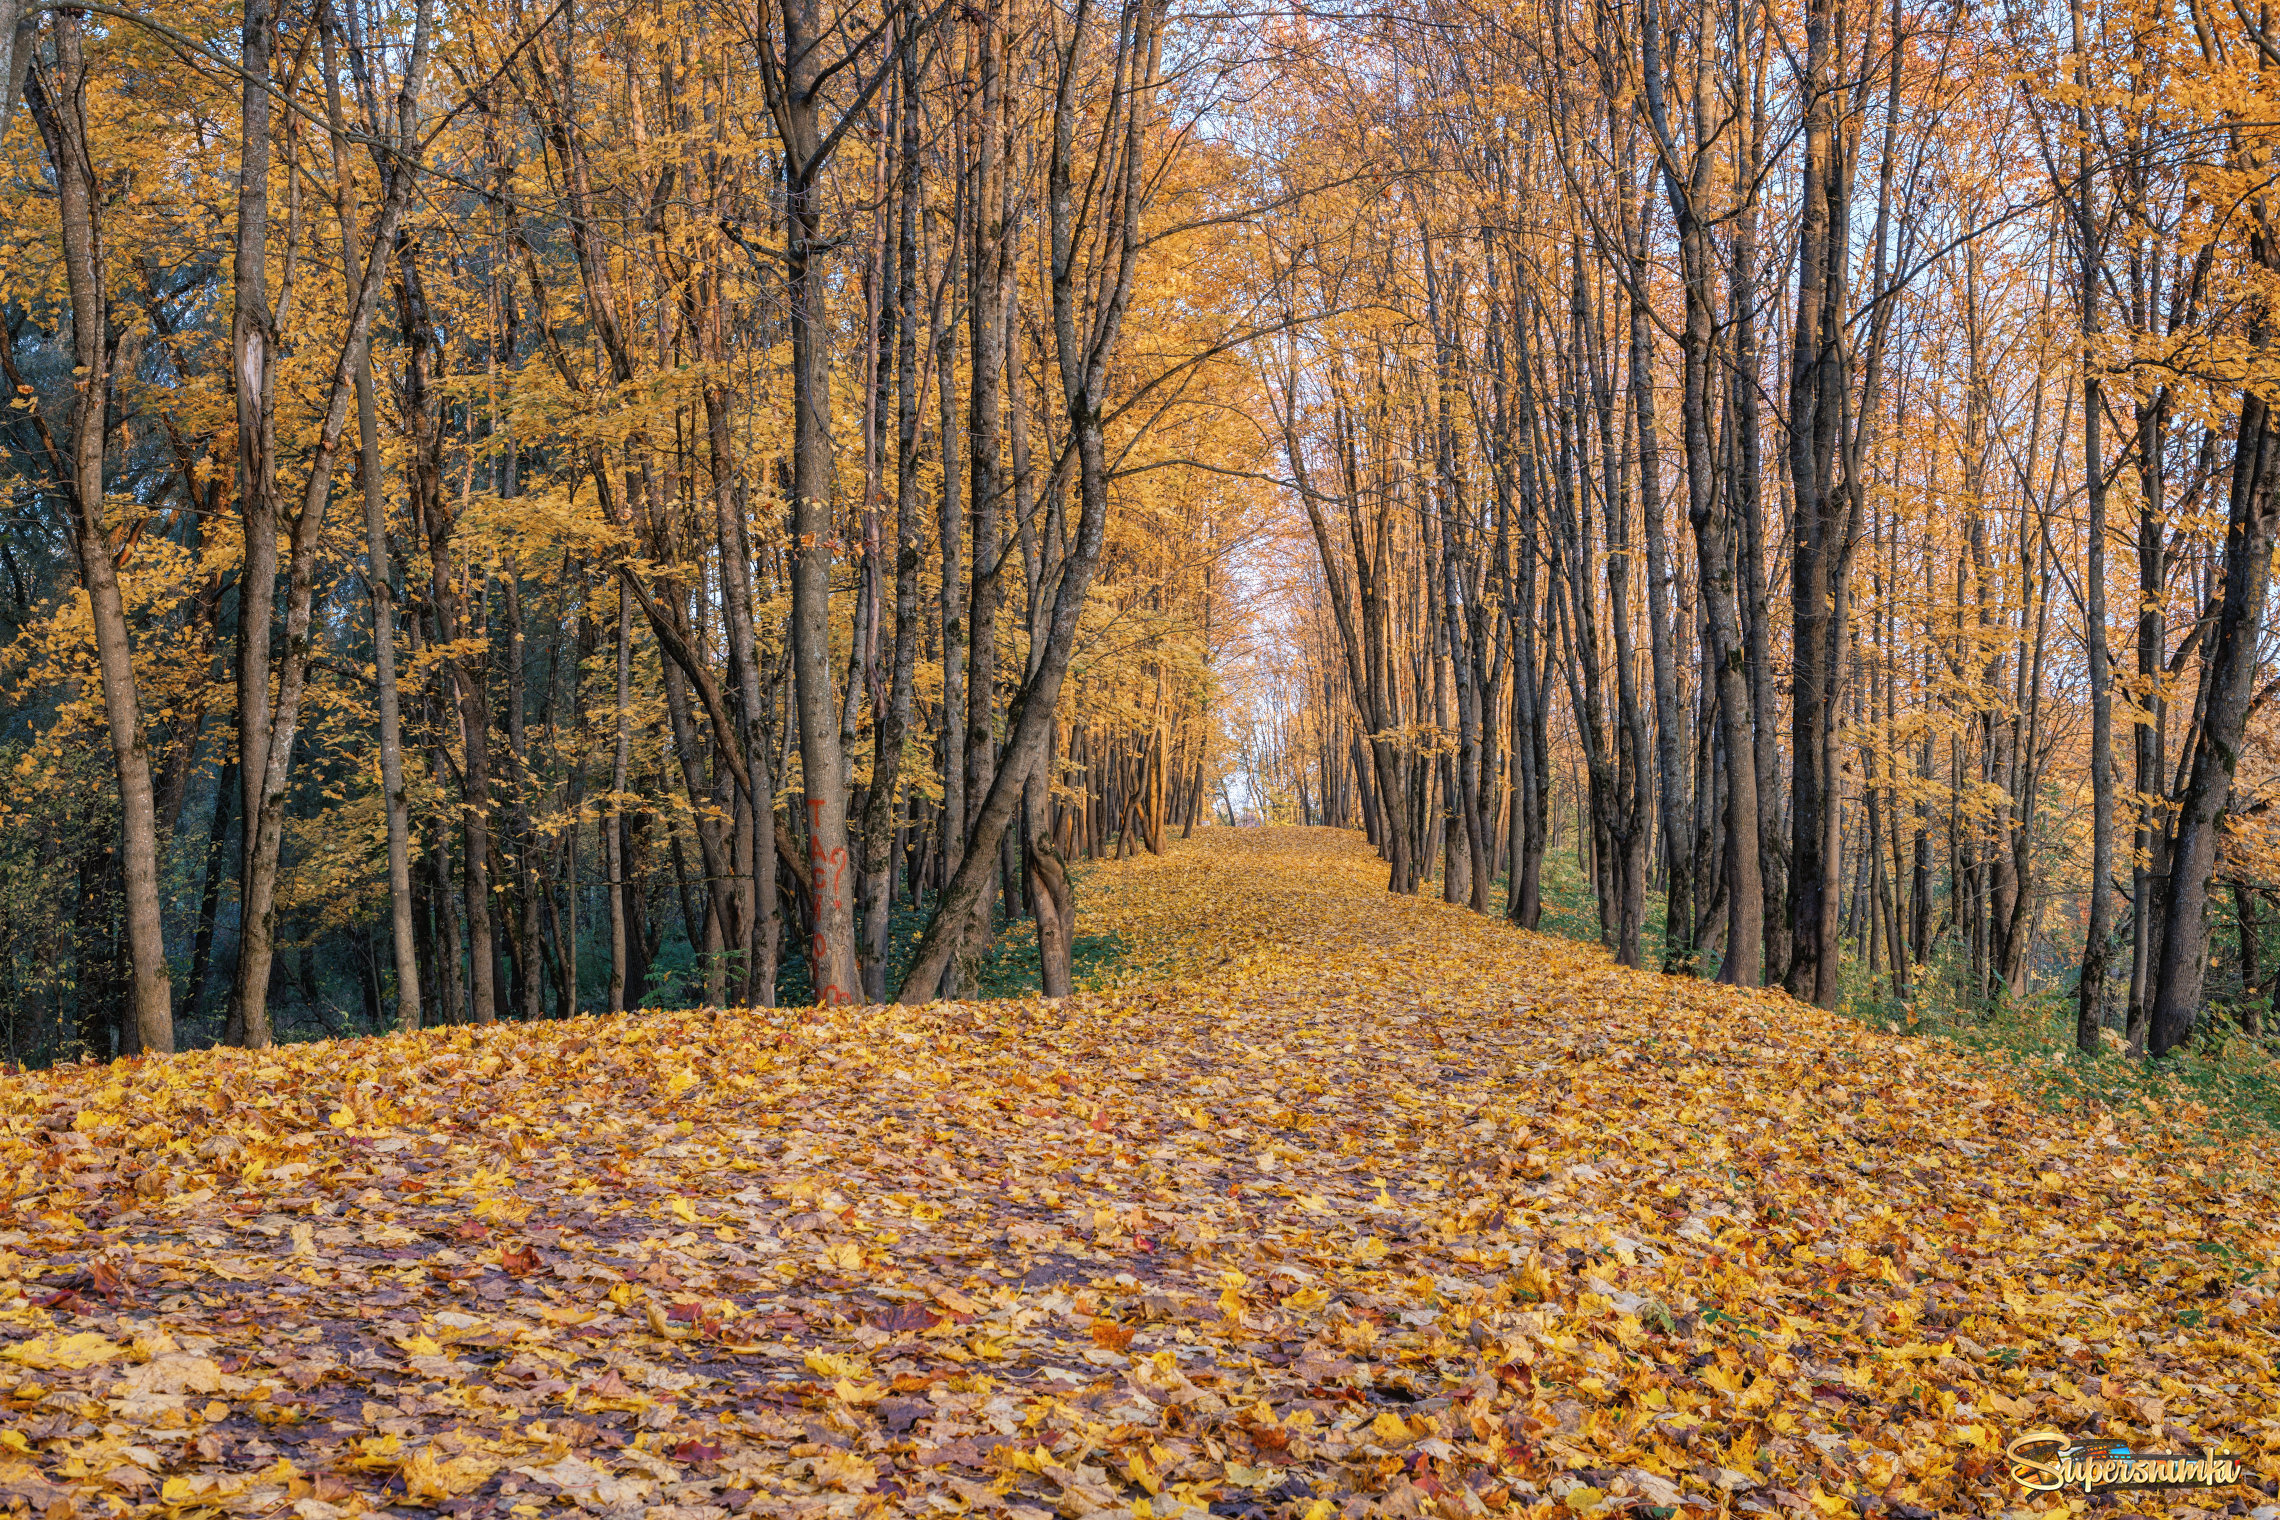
[{"x1": 0, "y1": 828, "x2": 2274, "y2": 1519}]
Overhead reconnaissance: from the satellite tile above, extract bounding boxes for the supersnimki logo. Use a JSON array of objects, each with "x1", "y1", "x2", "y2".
[{"x1": 2005, "y1": 1431, "x2": 2246, "y2": 1495}]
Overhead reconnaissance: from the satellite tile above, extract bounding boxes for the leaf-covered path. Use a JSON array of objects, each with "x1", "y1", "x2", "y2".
[{"x1": 0, "y1": 828, "x2": 2272, "y2": 1519}]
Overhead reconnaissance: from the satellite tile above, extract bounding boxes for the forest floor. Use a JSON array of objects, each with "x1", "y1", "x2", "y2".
[{"x1": 0, "y1": 828, "x2": 2274, "y2": 1520}]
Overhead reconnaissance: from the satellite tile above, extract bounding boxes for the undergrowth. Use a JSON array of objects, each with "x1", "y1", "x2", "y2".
[{"x1": 1454, "y1": 827, "x2": 2280, "y2": 1140}]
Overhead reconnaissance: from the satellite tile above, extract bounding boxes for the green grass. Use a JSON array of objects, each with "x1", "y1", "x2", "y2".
[
  {"x1": 1467, "y1": 830, "x2": 2280, "y2": 1142},
  {"x1": 1836, "y1": 969, "x2": 2280, "y2": 1140},
  {"x1": 964, "y1": 912, "x2": 1131, "y2": 998},
  {"x1": 768, "y1": 863, "x2": 1129, "y2": 1005},
  {"x1": 1433, "y1": 841, "x2": 1687, "y2": 970}
]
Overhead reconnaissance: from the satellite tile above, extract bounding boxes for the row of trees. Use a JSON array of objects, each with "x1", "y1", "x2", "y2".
[
  {"x1": 1244, "y1": 0, "x2": 2280, "y2": 1056},
  {"x1": 0, "y1": 0, "x2": 1275, "y2": 1061}
]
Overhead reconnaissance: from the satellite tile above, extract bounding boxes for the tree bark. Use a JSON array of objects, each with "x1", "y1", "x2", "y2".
[
  {"x1": 2148, "y1": 390, "x2": 2280, "y2": 1054},
  {"x1": 25, "y1": 13, "x2": 173, "y2": 1055},
  {"x1": 896, "y1": 0, "x2": 1166, "y2": 1001},
  {"x1": 858, "y1": 37, "x2": 926, "y2": 1002},
  {"x1": 772, "y1": 0, "x2": 862, "y2": 1005},
  {"x1": 228, "y1": 0, "x2": 429, "y2": 1047},
  {"x1": 2072, "y1": 0, "x2": 2114, "y2": 1051},
  {"x1": 1622, "y1": 74, "x2": 1693, "y2": 971},
  {"x1": 319, "y1": 4, "x2": 420, "y2": 1034},
  {"x1": 1646, "y1": 16, "x2": 1761, "y2": 983}
]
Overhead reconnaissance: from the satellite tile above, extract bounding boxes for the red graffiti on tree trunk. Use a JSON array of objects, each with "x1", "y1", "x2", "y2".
[{"x1": 807, "y1": 796, "x2": 854, "y2": 1004}]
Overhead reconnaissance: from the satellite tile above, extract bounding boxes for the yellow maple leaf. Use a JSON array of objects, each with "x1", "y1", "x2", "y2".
[
  {"x1": 401, "y1": 1446, "x2": 500, "y2": 1502},
  {"x1": 347, "y1": 1433, "x2": 406, "y2": 1470},
  {"x1": 804, "y1": 1349, "x2": 864, "y2": 1380},
  {"x1": 3, "y1": 1333, "x2": 121, "y2": 1370},
  {"x1": 812, "y1": 1449, "x2": 877, "y2": 1492}
]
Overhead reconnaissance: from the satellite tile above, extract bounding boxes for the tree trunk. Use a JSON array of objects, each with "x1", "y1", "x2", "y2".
[
  {"x1": 25, "y1": 14, "x2": 173, "y2": 1055},
  {"x1": 2148, "y1": 391, "x2": 2280, "y2": 1054},
  {"x1": 858, "y1": 37, "x2": 926, "y2": 1002},
  {"x1": 319, "y1": 9, "x2": 420, "y2": 1033},
  {"x1": 608, "y1": 585, "x2": 632, "y2": 1012},
  {"x1": 228, "y1": 0, "x2": 428, "y2": 1048},
  {"x1": 1621, "y1": 123, "x2": 1692, "y2": 972},
  {"x1": 2072, "y1": 0, "x2": 2114, "y2": 1051},
  {"x1": 1026, "y1": 818, "x2": 1073, "y2": 997},
  {"x1": 224, "y1": 0, "x2": 280, "y2": 1048},
  {"x1": 778, "y1": 0, "x2": 862, "y2": 1006},
  {"x1": 896, "y1": 0, "x2": 1164, "y2": 1000}
]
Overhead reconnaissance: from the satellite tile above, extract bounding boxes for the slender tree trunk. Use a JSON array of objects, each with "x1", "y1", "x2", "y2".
[
  {"x1": 965, "y1": 0, "x2": 1008, "y2": 936},
  {"x1": 897, "y1": 0, "x2": 1164, "y2": 1000},
  {"x1": 860, "y1": 38, "x2": 926, "y2": 1002},
  {"x1": 778, "y1": 3, "x2": 862, "y2": 1006},
  {"x1": 319, "y1": 9, "x2": 420, "y2": 1033},
  {"x1": 228, "y1": 0, "x2": 428, "y2": 1047},
  {"x1": 1783, "y1": 0, "x2": 1850, "y2": 1007},
  {"x1": 400, "y1": 247, "x2": 497, "y2": 1025},
  {"x1": 2149, "y1": 390, "x2": 2280, "y2": 1054},
  {"x1": 25, "y1": 15, "x2": 173, "y2": 1054},
  {"x1": 224, "y1": 0, "x2": 280, "y2": 1048},
  {"x1": 937, "y1": 184, "x2": 969, "y2": 919},
  {"x1": 2073, "y1": 0, "x2": 2114, "y2": 1051},
  {"x1": 1648, "y1": 21, "x2": 1761, "y2": 984},
  {"x1": 1623, "y1": 135, "x2": 1693, "y2": 972},
  {"x1": 608, "y1": 585, "x2": 631, "y2": 1011}
]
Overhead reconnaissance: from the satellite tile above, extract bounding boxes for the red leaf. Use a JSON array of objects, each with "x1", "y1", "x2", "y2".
[
  {"x1": 453, "y1": 1219, "x2": 491, "y2": 1242},
  {"x1": 86, "y1": 1260, "x2": 124, "y2": 1303},
  {"x1": 869, "y1": 1303, "x2": 942, "y2": 1333},
  {"x1": 673, "y1": 1440, "x2": 724, "y2": 1463}
]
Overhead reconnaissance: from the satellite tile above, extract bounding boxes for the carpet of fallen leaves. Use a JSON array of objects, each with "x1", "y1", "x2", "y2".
[{"x1": 0, "y1": 828, "x2": 2274, "y2": 1520}]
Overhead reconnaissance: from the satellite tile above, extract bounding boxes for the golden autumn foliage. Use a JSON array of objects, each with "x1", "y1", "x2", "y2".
[{"x1": 0, "y1": 831, "x2": 2261, "y2": 1516}]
